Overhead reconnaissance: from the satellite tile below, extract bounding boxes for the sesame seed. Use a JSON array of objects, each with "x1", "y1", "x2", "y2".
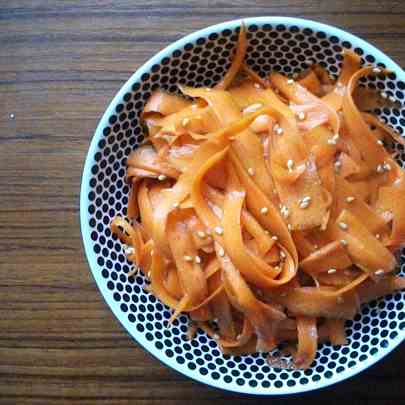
[
  {"x1": 287, "y1": 78, "x2": 294, "y2": 85},
  {"x1": 147, "y1": 271, "x2": 151, "y2": 278},
  {"x1": 384, "y1": 162, "x2": 391, "y2": 171},
  {"x1": 264, "y1": 230, "x2": 270, "y2": 235},
  {"x1": 346, "y1": 196, "x2": 355, "y2": 203},
  {"x1": 281, "y1": 206, "x2": 290, "y2": 219},
  {"x1": 288, "y1": 224, "x2": 292, "y2": 231},
  {"x1": 299, "y1": 200, "x2": 311, "y2": 209},
  {"x1": 124, "y1": 246, "x2": 135, "y2": 255},
  {"x1": 334, "y1": 160, "x2": 342, "y2": 173},
  {"x1": 195, "y1": 256, "x2": 202, "y2": 264},
  {"x1": 292, "y1": 72, "x2": 299, "y2": 79},
  {"x1": 173, "y1": 202, "x2": 179, "y2": 209},
  {"x1": 236, "y1": 333, "x2": 242, "y2": 339},
  {"x1": 243, "y1": 103, "x2": 263, "y2": 114},
  {"x1": 214, "y1": 226, "x2": 223, "y2": 235},
  {"x1": 197, "y1": 230, "x2": 206, "y2": 238},
  {"x1": 272, "y1": 235, "x2": 278, "y2": 241},
  {"x1": 340, "y1": 239, "x2": 348, "y2": 246},
  {"x1": 389, "y1": 96, "x2": 396, "y2": 103},
  {"x1": 260, "y1": 207, "x2": 269, "y2": 215},
  {"x1": 377, "y1": 139, "x2": 384, "y2": 146},
  {"x1": 182, "y1": 118, "x2": 190, "y2": 126},
  {"x1": 213, "y1": 333, "x2": 220, "y2": 339},
  {"x1": 248, "y1": 167, "x2": 255, "y2": 176},
  {"x1": 302, "y1": 196, "x2": 311, "y2": 203},
  {"x1": 275, "y1": 125, "x2": 284, "y2": 135},
  {"x1": 254, "y1": 83, "x2": 262, "y2": 89},
  {"x1": 150, "y1": 249, "x2": 154, "y2": 255},
  {"x1": 376, "y1": 164, "x2": 385, "y2": 173},
  {"x1": 184, "y1": 255, "x2": 193, "y2": 262},
  {"x1": 373, "y1": 67, "x2": 382, "y2": 74},
  {"x1": 327, "y1": 138, "x2": 337, "y2": 145},
  {"x1": 374, "y1": 269, "x2": 385, "y2": 276},
  {"x1": 339, "y1": 222, "x2": 348, "y2": 230},
  {"x1": 327, "y1": 268, "x2": 337, "y2": 274},
  {"x1": 375, "y1": 233, "x2": 381, "y2": 239},
  {"x1": 297, "y1": 111, "x2": 306, "y2": 121},
  {"x1": 218, "y1": 247, "x2": 225, "y2": 257},
  {"x1": 280, "y1": 251, "x2": 286, "y2": 259},
  {"x1": 158, "y1": 174, "x2": 167, "y2": 181},
  {"x1": 333, "y1": 133, "x2": 340, "y2": 141},
  {"x1": 381, "y1": 91, "x2": 388, "y2": 99},
  {"x1": 206, "y1": 88, "x2": 212, "y2": 92},
  {"x1": 287, "y1": 159, "x2": 295, "y2": 171}
]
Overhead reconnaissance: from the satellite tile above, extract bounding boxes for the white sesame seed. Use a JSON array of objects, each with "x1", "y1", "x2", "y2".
[
  {"x1": 389, "y1": 96, "x2": 396, "y2": 103},
  {"x1": 173, "y1": 202, "x2": 179, "y2": 209},
  {"x1": 236, "y1": 333, "x2": 242, "y2": 339},
  {"x1": 264, "y1": 230, "x2": 270, "y2": 235},
  {"x1": 375, "y1": 233, "x2": 381, "y2": 239},
  {"x1": 254, "y1": 83, "x2": 262, "y2": 89},
  {"x1": 158, "y1": 174, "x2": 167, "y2": 181},
  {"x1": 339, "y1": 222, "x2": 348, "y2": 230},
  {"x1": 384, "y1": 162, "x2": 392, "y2": 171},
  {"x1": 213, "y1": 333, "x2": 220, "y2": 339},
  {"x1": 195, "y1": 255, "x2": 202, "y2": 264},
  {"x1": 184, "y1": 255, "x2": 193, "y2": 262},
  {"x1": 328, "y1": 268, "x2": 337, "y2": 274},
  {"x1": 287, "y1": 78, "x2": 294, "y2": 85},
  {"x1": 150, "y1": 249, "x2": 154, "y2": 255},
  {"x1": 182, "y1": 118, "x2": 190, "y2": 126},
  {"x1": 288, "y1": 224, "x2": 292, "y2": 231},
  {"x1": 197, "y1": 230, "x2": 206, "y2": 238},
  {"x1": 333, "y1": 133, "x2": 340, "y2": 141},
  {"x1": 260, "y1": 207, "x2": 269, "y2": 215},
  {"x1": 340, "y1": 239, "x2": 348, "y2": 246},
  {"x1": 248, "y1": 167, "x2": 255, "y2": 176},
  {"x1": 327, "y1": 138, "x2": 337, "y2": 145},
  {"x1": 292, "y1": 72, "x2": 299, "y2": 79},
  {"x1": 206, "y1": 88, "x2": 212, "y2": 92},
  {"x1": 272, "y1": 235, "x2": 278, "y2": 241},
  {"x1": 299, "y1": 200, "x2": 310, "y2": 209},
  {"x1": 124, "y1": 246, "x2": 135, "y2": 255},
  {"x1": 287, "y1": 159, "x2": 295, "y2": 171},
  {"x1": 374, "y1": 269, "x2": 385, "y2": 276},
  {"x1": 346, "y1": 196, "x2": 355, "y2": 203},
  {"x1": 297, "y1": 111, "x2": 306, "y2": 121},
  {"x1": 302, "y1": 196, "x2": 312, "y2": 203},
  {"x1": 218, "y1": 247, "x2": 225, "y2": 257},
  {"x1": 214, "y1": 226, "x2": 223, "y2": 235},
  {"x1": 147, "y1": 271, "x2": 151, "y2": 278},
  {"x1": 243, "y1": 103, "x2": 263, "y2": 114},
  {"x1": 280, "y1": 251, "x2": 286, "y2": 259},
  {"x1": 275, "y1": 126, "x2": 284, "y2": 135},
  {"x1": 381, "y1": 91, "x2": 388, "y2": 99},
  {"x1": 373, "y1": 67, "x2": 382, "y2": 74},
  {"x1": 377, "y1": 139, "x2": 384, "y2": 146},
  {"x1": 376, "y1": 164, "x2": 385, "y2": 173}
]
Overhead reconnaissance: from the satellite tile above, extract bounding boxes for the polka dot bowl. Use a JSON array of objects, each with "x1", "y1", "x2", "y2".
[{"x1": 80, "y1": 17, "x2": 405, "y2": 395}]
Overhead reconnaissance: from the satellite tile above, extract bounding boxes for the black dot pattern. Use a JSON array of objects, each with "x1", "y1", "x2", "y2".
[{"x1": 82, "y1": 21, "x2": 405, "y2": 394}]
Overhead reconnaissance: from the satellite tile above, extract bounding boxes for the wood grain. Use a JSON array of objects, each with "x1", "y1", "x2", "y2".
[{"x1": 1, "y1": 1, "x2": 405, "y2": 403}]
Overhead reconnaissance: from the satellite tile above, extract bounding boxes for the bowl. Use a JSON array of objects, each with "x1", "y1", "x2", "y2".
[{"x1": 80, "y1": 17, "x2": 405, "y2": 394}]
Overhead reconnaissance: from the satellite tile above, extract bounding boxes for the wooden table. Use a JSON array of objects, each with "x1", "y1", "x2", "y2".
[{"x1": 1, "y1": 1, "x2": 405, "y2": 403}]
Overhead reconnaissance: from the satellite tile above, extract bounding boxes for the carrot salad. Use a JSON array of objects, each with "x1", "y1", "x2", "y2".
[{"x1": 111, "y1": 25, "x2": 405, "y2": 369}]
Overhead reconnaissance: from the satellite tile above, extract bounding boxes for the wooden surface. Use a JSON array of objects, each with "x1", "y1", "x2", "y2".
[{"x1": 1, "y1": 1, "x2": 405, "y2": 403}]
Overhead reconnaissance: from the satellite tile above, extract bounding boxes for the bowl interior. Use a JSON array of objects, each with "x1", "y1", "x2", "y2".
[{"x1": 81, "y1": 17, "x2": 405, "y2": 395}]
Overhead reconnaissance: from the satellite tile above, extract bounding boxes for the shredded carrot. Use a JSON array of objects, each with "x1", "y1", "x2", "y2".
[{"x1": 110, "y1": 23, "x2": 405, "y2": 369}]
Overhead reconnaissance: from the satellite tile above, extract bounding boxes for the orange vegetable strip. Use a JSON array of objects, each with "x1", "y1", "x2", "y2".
[
  {"x1": 215, "y1": 23, "x2": 247, "y2": 90},
  {"x1": 329, "y1": 210, "x2": 396, "y2": 275},
  {"x1": 298, "y1": 69, "x2": 323, "y2": 96},
  {"x1": 143, "y1": 90, "x2": 191, "y2": 116},
  {"x1": 300, "y1": 240, "x2": 352, "y2": 275},
  {"x1": 357, "y1": 276, "x2": 405, "y2": 304},
  {"x1": 326, "y1": 319, "x2": 347, "y2": 345},
  {"x1": 294, "y1": 317, "x2": 317, "y2": 369}
]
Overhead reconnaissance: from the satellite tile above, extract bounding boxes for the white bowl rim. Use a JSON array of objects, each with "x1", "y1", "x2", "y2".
[{"x1": 80, "y1": 16, "x2": 405, "y2": 395}]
